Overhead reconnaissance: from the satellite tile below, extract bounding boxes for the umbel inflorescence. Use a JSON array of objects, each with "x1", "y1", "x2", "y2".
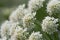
[
  {"x1": 47, "y1": 0, "x2": 60, "y2": 15},
  {"x1": 0, "y1": 0, "x2": 60, "y2": 40}
]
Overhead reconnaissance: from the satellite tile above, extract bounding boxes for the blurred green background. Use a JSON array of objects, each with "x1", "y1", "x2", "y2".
[{"x1": 0, "y1": 0, "x2": 28, "y2": 25}]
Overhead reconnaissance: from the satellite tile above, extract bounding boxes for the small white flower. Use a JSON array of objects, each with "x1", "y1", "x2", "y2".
[
  {"x1": 28, "y1": 0, "x2": 45, "y2": 12},
  {"x1": 47, "y1": 0, "x2": 60, "y2": 15},
  {"x1": 41, "y1": 16, "x2": 59, "y2": 34},
  {"x1": 22, "y1": 12, "x2": 36, "y2": 28},
  {"x1": 9, "y1": 4, "x2": 26, "y2": 24},
  {"x1": 0, "y1": 21, "x2": 11, "y2": 37},
  {"x1": 0, "y1": 20, "x2": 19, "y2": 38},
  {"x1": 9, "y1": 22, "x2": 19, "y2": 35},
  {"x1": 10, "y1": 27, "x2": 27, "y2": 40},
  {"x1": 29, "y1": 32, "x2": 43, "y2": 40}
]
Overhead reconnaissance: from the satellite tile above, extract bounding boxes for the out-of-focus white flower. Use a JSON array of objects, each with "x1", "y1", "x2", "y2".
[
  {"x1": 47, "y1": 0, "x2": 60, "y2": 15},
  {"x1": 28, "y1": 0, "x2": 45, "y2": 12},
  {"x1": 0, "y1": 20, "x2": 19, "y2": 37},
  {"x1": 0, "y1": 21, "x2": 11, "y2": 37},
  {"x1": 9, "y1": 22, "x2": 19, "y2": 35},
  {"x1": 41, "y1": 16, "x2": 59, "y2": 34},
  {"x1": 29, "y1": 32, "x2": 43, "y2": 40},
  {"x1": 10, "y1": 27, "x2": 28, "y2": 40},
  {"x1": 22, "y1": 12, "x2": 36, "y2": 28},
  {"x1": 9, "y1": 4, "x2": 26, "y2": 24}
]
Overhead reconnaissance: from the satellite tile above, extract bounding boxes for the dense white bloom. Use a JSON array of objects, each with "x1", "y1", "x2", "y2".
[
  {"x1": 29, "y1": 32, "x2": 43, "y2": 40},
  {"x1": 10, "y1": 27, "x2": 28, "y2": 40},
  {"x1": 0, "y1": 21, "x2": 11, "y2": 37},
  {"x1": 9, "y1": 4, "x2": 26, "y2": 24},
  {"x1": 22, "y1": 12, "x2": 36, "y2": 28},
  {"x1": 47, "y1": 0, "x2": 60, "y2": 15},
  {"x1": 28, "y1": 0, "x2": 45, "y2": 12},
  {"x1": 0, "y1": 20, "x2": 19, "y2": 38},
  {"x1": 41, "y1": 16, "x2": 59, "y2": 34},
  {"x1": 9, "y1": 22, "x2": 19, "y2": 35}
]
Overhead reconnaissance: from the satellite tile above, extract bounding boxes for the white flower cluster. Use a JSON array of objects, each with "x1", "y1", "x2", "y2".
[
  {"x1": 9, "y1": 4, "x2": 26, "y2": 23},
  {"x1": 1, "y1": 21, "x2": 11, "y2": 37},
  {"x1": 22, "y1": 12, "x2": 36, "y2": 28},
  {"x1": 29, "y1": 32, "x2": 43, "y2": 40},
  {"x1": 0, "y1": 20, "x2": 28, "y2": 40},
  {"x1": 41, "y1": 16, "x2": 59, "y2": 34},
  {"x1": 47, "y1": 0, "x2": 60, "y2": 15},
  {"x1": 28, "y1": 0, "x2": 45, "y2": 12},
  {"x1": 1, "y1": 0, "x2": 43, "y2": 39},
  {"x1": 10, "y1": 27, "x2": 28, "y2": 40},
  {"x1": 0, "y1": 20, "x2": 19, "y2": 37},
  {"x1": 9, "y1": 4, "x2": 36, "y2": 28}
]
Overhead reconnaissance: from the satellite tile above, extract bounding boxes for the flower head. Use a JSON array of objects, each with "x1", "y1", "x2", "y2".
[
  {"x1": 22, "y1": 12, "x2": 36, "y2": 28},
  {"x1": 9, "y1": 4, "x2": 26, "y2": 24},
  {"x1": 28, "y1": 0, "x2": 45, "y2": 12},
  {"x1": 9, "y1": 22, "x2": 19, "y2": 35},
  {"x1": 41, "y1": 16, "x2": 59, "y2": 34},
  {"x1": 0, "y1": 20, "x2": 19, "y2": 38},
  {"x1": 10, "y1": 27, "x2": 28, "y2": 40},
  {"x1": 29, "y1": 32, "x2": 43, "y2": 40},
  {"x1": 47, "y1": 0, "x2": 60, "y2": 15},
  {"x1": 0, "y1": 21, "x2": 11, "y2": 37}
]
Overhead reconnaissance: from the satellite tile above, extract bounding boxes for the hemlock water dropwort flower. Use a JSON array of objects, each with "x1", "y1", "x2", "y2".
[
  {"x1": 41, "y1": 16, "x2": 59, "y2": 34},
  {"x1": 0, "y1": 21, "x2": 11, "y2": 37},
  {"x1": 9, "y1": 4, "x2": 26, "y2": 24},
  {"x1": 0, "y1": 20, "x2": 19, "y2": 39},
  {"x1": 10, "y1": 27, "x2": 28, "y2": 40},
  {"x1": 22, "y1": 12, "x2": 36, "y2": 28},
  {"x1": 47, "y1": 0, "x2": 60, "y2": 15},
  {"x1": 9, "y1": 22, "x2": 19, "y2": 36},
  {"x1": 28, "y1": 0, "x2": 45, "y2": 12},
  {"x1": 29, "y1": 32, "x2": 43, "y2": 40}
]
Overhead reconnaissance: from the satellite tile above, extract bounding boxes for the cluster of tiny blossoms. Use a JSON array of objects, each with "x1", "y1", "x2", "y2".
[
  {"x1": 28, "y1": 0, "x2": 45, "y2": 12},
  {"x1": 43, "y1": 0, "x2": 59, "y2": 34},
  {"x1": 41, "y1": 16, "x2": 59, "y2": 34},
  {"x1": 0, "y1": 0, "x2": 45, "y2": 40},
  {"x1": 29, "y1": 32, "x2": 43, "y2": 40},
  {"x1": 47, "y1": 0, "x2": 60, "y2": 15}
]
